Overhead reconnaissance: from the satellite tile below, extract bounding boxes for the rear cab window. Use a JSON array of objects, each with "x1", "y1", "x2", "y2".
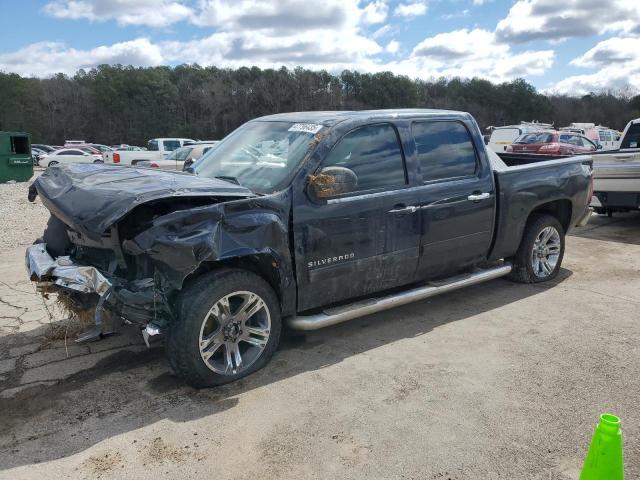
[
  {"x1": 621, "y1": 123, "x2": 640, "y2": 149},
  {"x1": 322, "y1": 123, "x2": 407, "y2": 194},
  {"x1": 412, "y1": 121, "x2": 478, "y2": 182},
  {"x1": 163, "y1": 140, "x2": 181, "y2": 152}
]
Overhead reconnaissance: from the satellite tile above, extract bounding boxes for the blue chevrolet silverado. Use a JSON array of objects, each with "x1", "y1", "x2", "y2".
[{"x1": 26, "y1": 109, "x2": 593, "y2": 387}]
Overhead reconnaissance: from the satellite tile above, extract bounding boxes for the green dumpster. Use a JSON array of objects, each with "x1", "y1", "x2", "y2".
[{"x1": 0, "y1": 131, "x2": 33, "y2": 183}]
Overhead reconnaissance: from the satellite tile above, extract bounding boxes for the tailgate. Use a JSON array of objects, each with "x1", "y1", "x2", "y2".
[{"x1": 592, "y1": 151, "x2": 640, "y2": 179}]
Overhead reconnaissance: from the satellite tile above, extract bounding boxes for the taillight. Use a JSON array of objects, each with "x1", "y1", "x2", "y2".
[
  {"x1": 539, "y1": 143, "x2": 560, "y2": 153},
  {"x1": 587, "y1": 169, "x2": 594, "y2": 205},
  {"x1": 113, "y1": 152, "x2": 120, "y2": 163},
  {"x1": 150, "y1": 162, "x2": 159, "y2": 168}
]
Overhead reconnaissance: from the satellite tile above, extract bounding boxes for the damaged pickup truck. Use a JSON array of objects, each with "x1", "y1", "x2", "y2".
[{"x1": 26, "y1": 110, "x2": 594, "y2": 387}]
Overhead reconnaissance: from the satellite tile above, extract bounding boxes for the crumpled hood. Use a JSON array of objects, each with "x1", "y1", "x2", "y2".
[{"x1": 29, "y1": 163, "x2": 254, "y2": 237}]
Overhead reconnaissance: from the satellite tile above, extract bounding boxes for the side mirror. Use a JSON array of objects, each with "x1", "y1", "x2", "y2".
[
  {"x1": 308, "y1": 166, "x2": 358, "y2": 200},
  {"x1": 597, "y1": 144, "x2": 603, "y2": 150}
]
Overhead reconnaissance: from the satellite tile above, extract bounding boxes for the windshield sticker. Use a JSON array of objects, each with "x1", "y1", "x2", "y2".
[{"x1": 288, "y1": 123, "x2": 323, "y2": 134}]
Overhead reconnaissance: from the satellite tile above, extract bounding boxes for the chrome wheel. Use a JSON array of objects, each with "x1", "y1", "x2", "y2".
[
  {"x1": 198, "y1": 291, "x2": 271, "y2": 375},
  {"x1": 530, "y1": 226, "x2": 561, "y2": 278}
]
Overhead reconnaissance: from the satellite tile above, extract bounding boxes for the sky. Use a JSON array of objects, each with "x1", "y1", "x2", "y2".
[{"x1": 0, "y1": 0, "x2": 638, "y2": 95}]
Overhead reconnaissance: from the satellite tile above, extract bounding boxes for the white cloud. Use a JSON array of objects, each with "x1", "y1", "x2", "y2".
[
  {"x1": 385, "y1": 40, "x2": 400, "y2": 54},
  {"x1": 372, "y1": 24, "x2": 394, "y2": 38},
  {"x1": 496, "y1": 0, "x2": 640, "y2": 43},
  {"x1": 0, "y1": 39, "x2": 164, "y2": 77},
  {"x1": 403, "y1": 28, "x2": 554, "y2": 82},
  {"x1": 4, "y1": 3, "x2": 557, "y2": 85},
  {"x1": 394, "y1": 1, "x2": 428, "y2": 17},
  {"x1": 162, "y1": 30, "x2": 383, "y2": 69},
  {"x1": 569, "y1": 36, "x2": 639, "y2": 68},
  {"x1": 177, "y1": 0, "x2": 385, "y2": 69},
  {"x1": 362, "y1": 0, "x2": 388, "y2": 24},
  {"x1": 548, "y1": 37, "x2": 640, "y2": 94},
  {"x1": 42, "y1": 0, "x2": 193, "y2": 27}
]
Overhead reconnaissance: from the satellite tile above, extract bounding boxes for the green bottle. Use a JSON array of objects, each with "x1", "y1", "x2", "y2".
[{"x1": 580, "y1": 413, "x2": 624, "y2": 480}]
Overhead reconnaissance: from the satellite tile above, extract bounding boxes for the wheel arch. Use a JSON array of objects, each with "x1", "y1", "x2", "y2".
[
  {"x1": 181, "y1": 253, "x2": 293, "y2": 316},
  {"x1": 528, "y1": 199, "x2": 572, "y2": 233}
]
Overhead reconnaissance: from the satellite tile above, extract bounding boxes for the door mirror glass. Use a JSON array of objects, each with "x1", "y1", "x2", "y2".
[
  {"x1": 308, "y1": 166, "x2": 358, "y2": 200},
  {"x1": 597, "y1": 144, "x2": 603, "y2": 150}
]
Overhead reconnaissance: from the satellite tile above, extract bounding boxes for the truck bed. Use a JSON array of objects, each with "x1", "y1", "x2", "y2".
[{"x1": 488, "y1": 152, "x2": 593, "y2": 261}]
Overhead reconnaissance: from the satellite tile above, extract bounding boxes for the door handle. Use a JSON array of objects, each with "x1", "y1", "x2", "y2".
[
  {"x1": 467, "y1": 192, "x2": 491, "y2": 202},
  {"x1": 388, "y1": 205, "x2": 418, "y2": 214}
]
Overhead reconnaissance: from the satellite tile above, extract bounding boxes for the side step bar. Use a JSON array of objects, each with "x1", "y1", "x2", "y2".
[{"x1": 287, "y1": 263, "x2": 512, "y2": 331}]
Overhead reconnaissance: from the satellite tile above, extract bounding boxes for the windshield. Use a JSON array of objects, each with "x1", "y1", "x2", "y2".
[
  {"x1": 167, "y1": 146, "x2": 192, "y2": 161},
  {"x1": 515, "y1": 133, "x2": 554, "y2": 144},
  {"x1": 193, "y1": 121, "x2": 322, "y2": 193}
]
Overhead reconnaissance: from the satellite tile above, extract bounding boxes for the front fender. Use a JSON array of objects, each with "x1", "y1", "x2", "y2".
[{"x1": 121, "y1": 191, "x2": 296, "y2": 316}]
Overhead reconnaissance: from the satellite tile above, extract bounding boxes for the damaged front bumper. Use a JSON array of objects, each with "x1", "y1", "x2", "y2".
[
  {"x1": 26, "y1": 243, "x2": 168, "y2": 343},
  {"x1": 26, "y1": 243, "x2": 112, "y2": 295}
]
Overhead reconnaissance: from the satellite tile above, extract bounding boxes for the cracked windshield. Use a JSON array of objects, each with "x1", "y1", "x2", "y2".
[{"x1": 194, "y1": 121, "x2": 321, "y2": 193}]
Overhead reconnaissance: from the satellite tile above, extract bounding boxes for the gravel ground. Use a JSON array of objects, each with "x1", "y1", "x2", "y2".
[
  {"x1": 0, "y1": 175, "x2": 638, "y2": 479},
  {"x1": 0, "y1": 173, "x2": 49, "y2": 254}
]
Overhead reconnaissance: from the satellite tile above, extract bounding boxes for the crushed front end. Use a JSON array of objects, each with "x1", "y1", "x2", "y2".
[
  {"x1": 26, "y1": 230, "x2": 178, "y2": 343},
  {"x1": 26, "y1": 163, "x2": 257, "y2": 343}
]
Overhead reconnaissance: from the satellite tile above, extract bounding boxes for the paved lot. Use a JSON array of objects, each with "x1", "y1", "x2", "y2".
[{"x1": 0, "y1": 178, "x2": 638, "y2": 479}]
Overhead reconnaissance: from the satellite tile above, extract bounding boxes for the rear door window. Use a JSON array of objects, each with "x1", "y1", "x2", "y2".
[
  {"x1": 147, "y1": 140, "x2": 159, "y2": 151},
  {"x1": 412, "y1": 121, "x2": 478, "y2": 182},
  {"x1": 322, "y1": 123, "x2": 407, "y2": 193}
]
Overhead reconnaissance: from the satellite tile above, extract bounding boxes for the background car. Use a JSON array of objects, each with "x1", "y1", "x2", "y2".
[
  {"x1": 42, "y1": 148, "x2": 103, "y2": 167},
  {"x1": 77, "y1": 146, "x2": 104, "y2": 160},
  {"x1": 89, "y1": 144, "x2": 113, "y2": 153},
  {"x1": 148, "y1": 142, "x2": 219, "y2": 170},
  {"x1": 31, "y1": 147, "x2": 48, "y2": 165},
  {"x1": 486, "y1": 121, "x2": 555, "y2": 152},
  {"x1": 31, "y1": 144, "x2": 56, "y2": 153},
  {"x1": 506, "y1": 131, "x2": 597, "y2": 155}
]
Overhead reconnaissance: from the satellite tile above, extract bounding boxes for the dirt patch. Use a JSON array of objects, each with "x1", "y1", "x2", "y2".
[
  {"x1": 80, "y1": 451, "x2": 122, "y2": 477},
  {"x1": 140, "y1": 437, "x2": 193, "y2": 465}
]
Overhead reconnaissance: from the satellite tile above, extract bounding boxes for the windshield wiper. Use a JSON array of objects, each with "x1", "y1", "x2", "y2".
[{"x1": 215, "y1": 175, "x2": 242, "y2": 185}]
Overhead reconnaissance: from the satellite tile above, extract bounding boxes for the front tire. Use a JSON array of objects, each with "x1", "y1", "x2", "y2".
[
  {"x1": 167, "y1": 269, "x2": 281, "y2": 388},
  {"x1": 508, "y1": 213, "x2": 565, "y2": 283}
]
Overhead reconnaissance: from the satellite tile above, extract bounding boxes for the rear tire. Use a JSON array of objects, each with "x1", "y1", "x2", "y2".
[
  {"x1": 507, "y1": 213, "x2": 565, "y2": 283},
  {"x1": 167, "y1": 269, "x2": 281, "y2": 388}
]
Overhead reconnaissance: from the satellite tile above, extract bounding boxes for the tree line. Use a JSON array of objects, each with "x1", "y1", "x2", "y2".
[{"x1": 1, "y1": 65, "x2": 638, "y2": 146}]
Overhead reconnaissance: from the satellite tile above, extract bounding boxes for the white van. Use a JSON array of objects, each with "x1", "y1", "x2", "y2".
[{"x1": 487, "y1": 122, "x2": 554, "y2": 152}]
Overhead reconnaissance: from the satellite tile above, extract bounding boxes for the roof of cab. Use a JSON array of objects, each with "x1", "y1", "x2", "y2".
[{"x1": 252, "y1": 109, "x2": 471, "y2": 127}]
